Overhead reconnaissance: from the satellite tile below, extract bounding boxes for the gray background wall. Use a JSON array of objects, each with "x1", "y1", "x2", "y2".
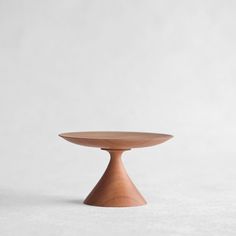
[{"x1": 0, "y1": 0, "x2": 236, "y2": 235}]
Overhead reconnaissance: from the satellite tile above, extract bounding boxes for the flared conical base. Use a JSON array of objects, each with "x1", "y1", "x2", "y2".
[{"x1": 84, "y1": 149, "x2": 146, "y2": 207}]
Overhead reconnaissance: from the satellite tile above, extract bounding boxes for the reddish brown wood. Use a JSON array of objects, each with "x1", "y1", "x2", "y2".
[
  {"x1": 84, "y1": 149, "x2": 146, "y2": 207},
  {"x1": 59, "y1": 131, "x2": 172, "y2": 149},
  {"x1": 59, "y1": 131, "x2": 173, "y2": 207}
]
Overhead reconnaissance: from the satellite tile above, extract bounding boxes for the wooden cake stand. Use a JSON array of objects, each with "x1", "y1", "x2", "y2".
[{"x1": 59, "y1": 131, "x2": 173, "y2": 207}]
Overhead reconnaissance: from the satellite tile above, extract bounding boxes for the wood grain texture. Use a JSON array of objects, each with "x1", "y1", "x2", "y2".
[
  {"x1": 59, "y1": 131, "x2": 173, "y2": 207},
  {"x1": 84, "y1": 149, "x2": 146, "y2": 207},
  {"x1": 59, "y1": 131, "x2": 173, "y2": 149}
]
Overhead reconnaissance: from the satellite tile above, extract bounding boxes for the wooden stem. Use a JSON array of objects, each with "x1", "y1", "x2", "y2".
[{"x1": 84, "y1": 149, "x2": 146, "y2": 207}]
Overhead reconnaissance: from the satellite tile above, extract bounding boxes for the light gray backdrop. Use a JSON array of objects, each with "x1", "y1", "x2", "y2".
[{"x1": 0, "y1": 0, "x2": 236, "y2": 235}]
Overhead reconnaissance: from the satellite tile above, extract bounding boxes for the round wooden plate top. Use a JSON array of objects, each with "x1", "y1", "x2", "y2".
[{"x1": 59, "y1": 131, "x2": 173, "y2": 149}]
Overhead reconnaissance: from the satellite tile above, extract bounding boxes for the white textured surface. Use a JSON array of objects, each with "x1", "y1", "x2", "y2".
[
  {"x1": 0, "y1": 149, "x2": 235, "y2": 235},
  {"x1": 1, "y1": 0, "x2": 236, "y2": 235}
]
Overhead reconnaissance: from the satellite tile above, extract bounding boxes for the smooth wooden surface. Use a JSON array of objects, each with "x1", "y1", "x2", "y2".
[
  {"x1": 84, "y1": 149, "x2": 147, "y2": 207},
  {"x1": 59, "y1": 131, "x2": 173, "y2": 207},
  {"x1": 59, "y1": 131, "x2": 173, "y2": 149}
]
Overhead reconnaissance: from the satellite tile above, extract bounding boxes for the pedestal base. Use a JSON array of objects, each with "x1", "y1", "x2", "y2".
[{"x1": 84, "y1": 149, "x2": 146, "y2": 207}]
